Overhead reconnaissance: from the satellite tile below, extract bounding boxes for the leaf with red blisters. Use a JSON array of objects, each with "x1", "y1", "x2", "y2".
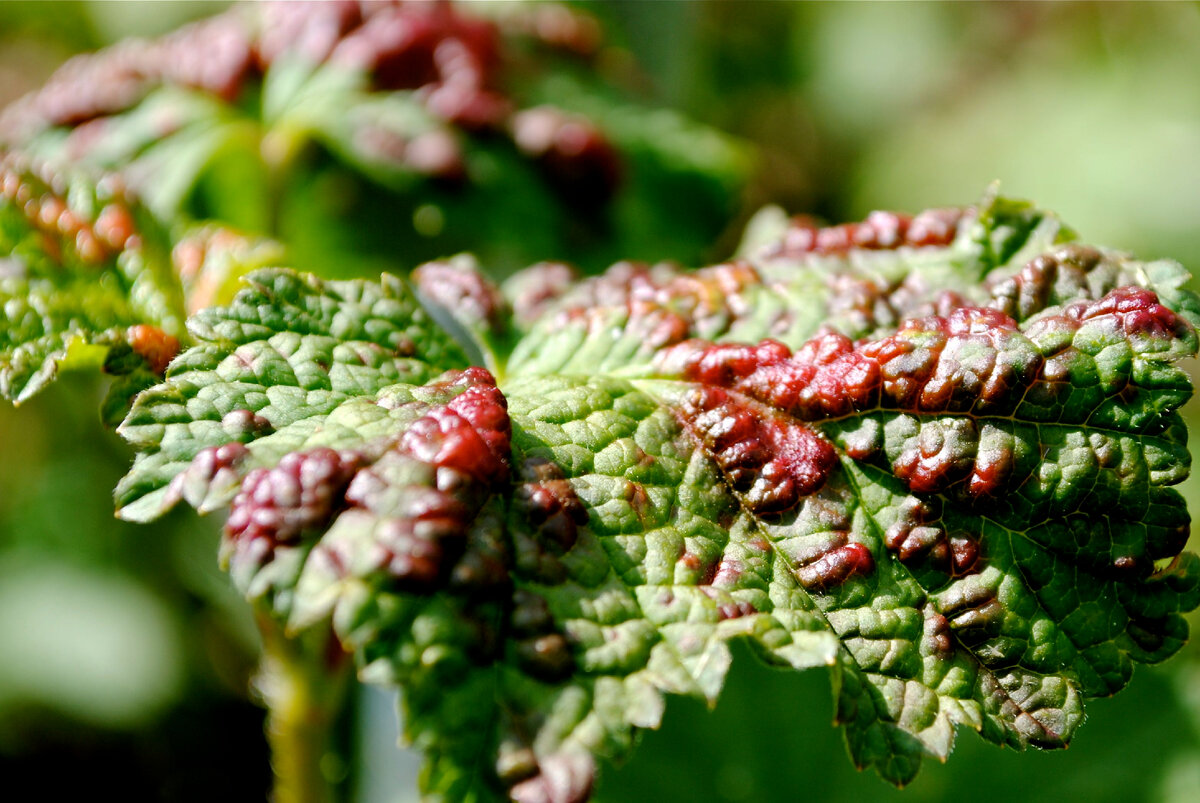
[
  {"x1": 115, "y1": 192, "x2": 1200, "y2": 800},
  {"x1": 498, "y1": 192, "x2": 1200, "y2": 788}
]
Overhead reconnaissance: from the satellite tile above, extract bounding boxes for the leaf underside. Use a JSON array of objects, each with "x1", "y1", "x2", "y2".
[{"x1": 110, "y1": 193, "x2": 1200, "y2": 800}]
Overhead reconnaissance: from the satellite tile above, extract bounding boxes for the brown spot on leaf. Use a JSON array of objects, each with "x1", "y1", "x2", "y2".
[
  {"x1": 400, "y1": 367, "x2": 511, "y2": 483},
  {"x1": 235, "y1": 368, "x2": 513, "y2": 592},
  {"x1": 1111, "y1": 555, "x2": 1142, "y2": 579},
  {"x1": 795, "y1": 543, "x2": 874, "y2": 592},
  {"x1": 940, "y1": 583, "x2": 1003, "y2": 636},
  {"x1": 515, "y1": 633, "x2": 575, "y2": 682},
  {"x1": 126, "y1": 324, "x2": 181, "y2": 375},
  {"x1": 510, "y1": 588, "x2": 575, "y2": 680},
  {"x1": 515, "y1": 457, "x2": 587, "y2": 554},
  {"x1": 659, "y1": 302, "x2": 1049, "y2": 431},
  {"x1": 1081, "y1": 286, "x2": 1190, "y2": 341},
  {"x1": 948, "y1": 534, "x2": 981, "y2": 576},
  {"x1": 923, "y1": 607, "x2": 953, "y2": 657},
  {"x1": 883, "y1": 498, "x2": 980, "y2": 578},
  {"x1": 711, "y1": 556, "x2": 744, "y2": 588},
  {"x1": 892, "y1": 418, "x2": 978, "y2": 494},
  {"x1": 511, "y1": 589, "x2": 553, "y2": 636},
  {"x1": 221, "y1": 408, "x2": 273, "y2": 437},
  {"x1": 547, "y1": 260, "x2": 765, "y2": 353},
  {"x1": 373, "y1": 514, "x2": 451, "y2": 589},
  {"x1": 167, "y1": 441, "x2": 248, "y2": 509},
  {"x1": 968, "y1": 440, "x2": 1014, "y2": 497},
  {"x1": 700, "y1": 587, "x2": 757, "y2": 621}
]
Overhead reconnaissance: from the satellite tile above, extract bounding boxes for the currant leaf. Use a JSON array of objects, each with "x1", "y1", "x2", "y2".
[
  {"x1": 115, "y1": 194, "x2": 1200, "y2": 799},
  {"x1": 114, "y1": 268, "x2": 468, "y2": 522}
]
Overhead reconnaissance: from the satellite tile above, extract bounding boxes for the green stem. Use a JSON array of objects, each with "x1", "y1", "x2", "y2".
[{"x1": 255, "y1": 612, "x2": 354, "y2": 803}]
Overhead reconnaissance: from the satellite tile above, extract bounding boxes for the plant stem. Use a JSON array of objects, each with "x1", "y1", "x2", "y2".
[{"x1": 255, "y1": 612, "x2": 354, "y2": 803}]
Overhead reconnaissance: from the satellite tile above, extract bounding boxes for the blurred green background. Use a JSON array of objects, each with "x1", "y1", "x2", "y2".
[{"x1": 3, "y1": 2, "x2": 1200, "y2": 802}]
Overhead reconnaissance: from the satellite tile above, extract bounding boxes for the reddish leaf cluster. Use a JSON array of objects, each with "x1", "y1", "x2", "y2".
[
  {"x1": 757, "y1": 495, "x2": 879, "y2": 593},
  {"x1": 1068, "y1": 285, "x2": 1187, "y2": 342},
  {"x1": 510, "y1": 456, "x2": 589, "y2": 584},
  {"x1": 507, "y1": 261, "x2": 579, "y2": 328},
  {"x1": 987, "y1": 246, "x2": 1103, "y2": 321},
  {"x1": 547, "y1": 260, "x2": 766, "y2": 351},
  {"x1": 884, "y1": 496, "x2": 980, "y2": 577},
  {"x1": 168, "y1": 441, "x2": 250, "y2": 511},
  {"x1": 407, "y1": 366, "x2": 512, "y2": 480},
  {"x1": 1, "y1": 1, "x2": 622, "y2": 198},
  {"x1": 514, "y1": 458, "x2": 587, "y2": 554},
  {"x1": 794, "y1": 542, "x2": 875, "y2": 592},
  {"x1": 661, "y1": 286, "x2": 1187, "y2": 428},
  {"x1": 656, "y1": 282, "x2": 1193, "y2": 594},
  {"x1": 262, "y1": 0, "x2": 507, "y2": 127},
  {"x1": 511, "y1": 106, "x2": 621, "y2": 205},
  {"x1": 582, "y1": 260, "x2": 761, "y2": 320},
  {"x1": 412, "y1": 258, "x2": 507, "y2": 334},
  {"x1": 2, "y1": 13, "x2": 253, "y2": 135}
]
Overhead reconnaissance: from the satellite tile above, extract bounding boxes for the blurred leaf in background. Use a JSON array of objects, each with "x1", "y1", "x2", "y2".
[{"x1": 2, "y1": 1, "x2": 755, "y2": 280}]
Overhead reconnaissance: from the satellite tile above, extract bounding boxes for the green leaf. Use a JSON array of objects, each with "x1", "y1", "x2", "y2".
[
  {"x1": 0, "y1": 153, "x2": 185, "y2": 403},
  {"x1": 114, "y1": 268, "x2": 469, "y2": 522},
  {"x1": 116, "y1": 195, "x2": 1200, "y2": 798}
]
